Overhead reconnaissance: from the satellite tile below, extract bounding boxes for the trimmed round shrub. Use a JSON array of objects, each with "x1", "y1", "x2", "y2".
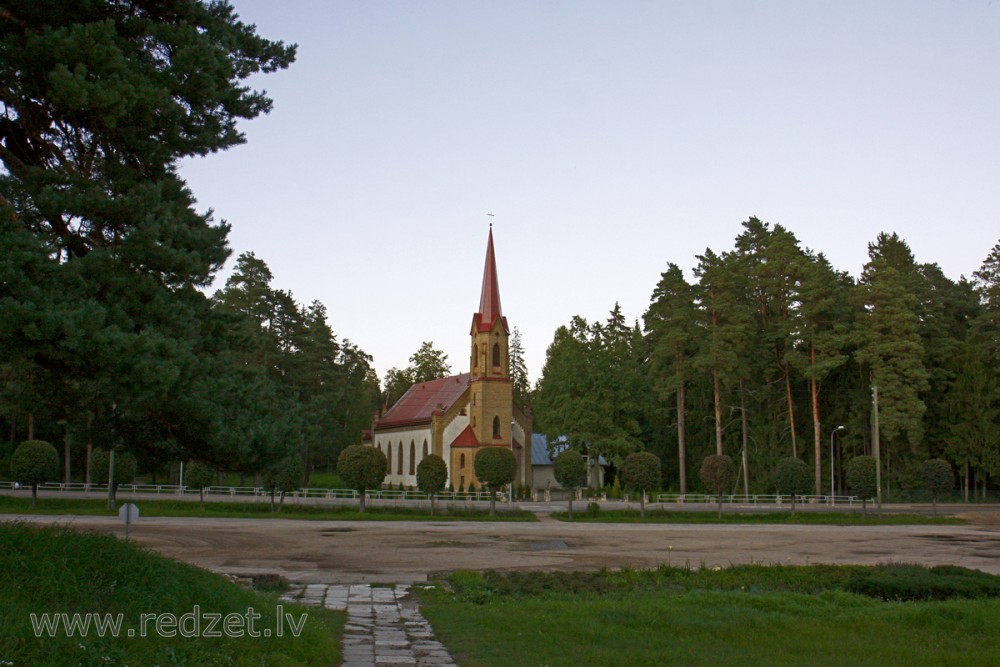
[
  {"x1": 553, "y1": 449, "x2": 588, "y2": 490},
  {"x1": 474, "y1": 447, "x2": 517, "y2": 515},
  {"x1": 772, "y1": 456, "x2": 812, "y2": 513},
  {"x1": 337, "y1": 445, "x2": 388, "y2": 512},
  {"x1": 11, "y1": 440, "x2": 59, "y2": 507},
  {"x1": 700, "y1": 454, "x2": 736, "y2": 518},
  {"x1": 845, "y1": 455, "x2": 877, "y2": 499},
  {"x1": 920, "y1": 459, "x2": 954, "y2": 500},
  {"x1": 699, "y1": 454, "x2": 736, "y2": 496},
  {"x1": 184, "y1": 460, "x2": 217, "y2": 491},
  {"x1": 88, "y1": 449, "x2": 137, "y2": 485},
  {"x1": 417, "y1": 454, "x2": 448, "y2": 496},
  {"x1": 621, "y1": 451, "x2": 661, "y2": 494},
  {"x1": 474, "y1": 447, "x2": 517, "y2": 490}
]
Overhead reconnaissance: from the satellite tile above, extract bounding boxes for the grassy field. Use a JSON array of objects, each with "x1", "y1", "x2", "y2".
[
  {"x1": 0, "y1": 522, "x2": 344, "y2": 666},
  {"x1": 551, "y1": 508, "x2": 966, "y2": 525},
  {"x1": 0, "y1": 494, "x2": 537, "y2": 521},
  {"x1": 417, "y1": 565, "x2": 1000, "y2": 666}
]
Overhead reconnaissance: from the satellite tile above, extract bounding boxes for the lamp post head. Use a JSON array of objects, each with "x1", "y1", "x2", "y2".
[{"x1": 835, "y1": 425, "x2": 846, "y2": 433}]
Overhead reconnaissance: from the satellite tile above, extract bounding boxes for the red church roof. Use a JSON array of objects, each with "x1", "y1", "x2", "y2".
[
  {"x1": 377, "y1": 373, "x2": 470, "y2": 429},
  {"x1": 472, "y1": 227, "x2": 509, "y2": 333}
]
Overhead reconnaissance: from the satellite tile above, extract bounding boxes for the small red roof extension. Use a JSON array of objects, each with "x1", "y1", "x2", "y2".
[
  {"x1": 449, "y1": 425, "x2": 480, "y2": 448},
  {"x1": 377, "y1": 373, "x2": 470, "y2": 429}
]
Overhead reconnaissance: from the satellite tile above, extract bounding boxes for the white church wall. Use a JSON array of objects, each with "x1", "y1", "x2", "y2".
[{"x1": 374, "y1": 426, "x2": 432, "y2": 488}]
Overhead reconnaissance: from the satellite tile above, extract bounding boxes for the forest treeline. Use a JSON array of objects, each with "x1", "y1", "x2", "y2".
[
  {"x1": 533, "y1": 220, "x2": 1000, "y2": 500},
  {"x1": 0, "y1": 1, "x2": 379, "y2": 485}
]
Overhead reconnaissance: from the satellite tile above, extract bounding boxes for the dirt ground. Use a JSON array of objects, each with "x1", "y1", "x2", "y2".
[{"x1": 9, "y1": 508, "x2": 1000, "y2": 584}]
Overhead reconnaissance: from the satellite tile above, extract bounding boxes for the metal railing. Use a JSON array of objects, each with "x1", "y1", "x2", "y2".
[
  {"x1": 0, "y1": 481, "x2": 497, "y2": 502},
  {"x1": 654, "y1": 492, "x2": 863, "y2": 505}
]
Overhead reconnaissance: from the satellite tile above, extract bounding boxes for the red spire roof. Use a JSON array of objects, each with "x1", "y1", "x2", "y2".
[{"x1": 473, "y1": 226, "x2": 509, "y2": 333}]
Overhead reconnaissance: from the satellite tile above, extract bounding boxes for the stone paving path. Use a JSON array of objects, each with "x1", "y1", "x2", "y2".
[{"x1": 280, "y1": 583, "x2": 457, "y2": 667}]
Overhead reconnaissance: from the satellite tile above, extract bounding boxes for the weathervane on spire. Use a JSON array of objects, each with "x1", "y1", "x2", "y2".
[{"x1": 487, "y1": 212, "x2": 494, "y2": 228}]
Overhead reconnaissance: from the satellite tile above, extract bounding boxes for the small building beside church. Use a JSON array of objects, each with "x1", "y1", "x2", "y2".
[{"x1": 363, "y1": 229, "x2": 532, "y2": 491}]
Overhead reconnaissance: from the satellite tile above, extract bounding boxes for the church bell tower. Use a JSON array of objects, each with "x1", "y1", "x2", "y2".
[{"x1": 469, "y1": 226, "x2": 513, "y2": 447}]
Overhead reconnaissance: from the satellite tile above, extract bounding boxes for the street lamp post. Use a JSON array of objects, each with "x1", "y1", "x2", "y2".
[{"x1": 830, "y1": 425, "x2": 846, "y2": 503}]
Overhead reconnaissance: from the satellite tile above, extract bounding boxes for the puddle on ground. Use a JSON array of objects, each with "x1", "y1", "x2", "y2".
[{"x1": 528, "y1": 539, "x2": 570, "y2": 550}]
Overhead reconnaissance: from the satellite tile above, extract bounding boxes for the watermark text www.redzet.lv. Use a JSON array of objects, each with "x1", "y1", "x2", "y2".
[{"x1": 30, "y1": 605, "x2": 307, "y2": 639}]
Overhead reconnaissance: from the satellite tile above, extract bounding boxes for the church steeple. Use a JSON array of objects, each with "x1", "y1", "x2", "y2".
[
  {"x1": 469, "y1": 226, "x2": 512, "y2": 449},
  {"x1": 473, "y1": 226, "x2": 508, "y2": 334}
]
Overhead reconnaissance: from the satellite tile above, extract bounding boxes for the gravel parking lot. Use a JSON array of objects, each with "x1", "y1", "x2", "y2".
[{"x1": 9, "y1": 507, "x2": 1000, "y2": 583}]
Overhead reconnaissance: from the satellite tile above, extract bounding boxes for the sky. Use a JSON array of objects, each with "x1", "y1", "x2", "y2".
[{"x1": 179, "y1": 1, "x2": 1000, "y2": 385}]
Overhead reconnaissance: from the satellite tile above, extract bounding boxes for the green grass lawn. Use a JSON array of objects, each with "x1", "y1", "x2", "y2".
[
  {"x1": 0, "y1": 494, "x2": 537, "y2": 521},
  {"x1": 552, "y1": 508, "x2": 966, "y2": 525},
  {"x1": 0, "y1": 522, "x2": 344, "y2": 666},
  {"x1": 417, "y1": 566, "x2": 1000, "y2": 666}
]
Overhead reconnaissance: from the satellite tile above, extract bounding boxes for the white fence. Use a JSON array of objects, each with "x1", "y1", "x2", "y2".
[
  {"x1": 654, "y1": 492, "x2": 864, "y2": 506},
  {"x1": 0, "y1": 481, "x2": 496, "y2": 502}
]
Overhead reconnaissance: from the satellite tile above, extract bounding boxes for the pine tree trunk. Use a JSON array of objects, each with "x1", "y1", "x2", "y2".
[
  {"x1": 489, "y1": 490, "x2": 496, "y2": 516},
  {"x1": 810, "y1": 342, "x2": 822, "y2": 496},
  {"x1": 27, "y1": 413, "x2": 34, "y2": 441},
  {"x1": 639, "y1": 493, "x2": 645, "y2": 518},
  {"x1": 712, "y1": 369, "x2": 723, "y2": 455},
  {"x1": 568, "y1": 496, "x2": 574, "y2": 518},
  {"x1": 359, "y1": 490, "x2": 366, "y2": 513},
  {"x1": 64, "y1": 430, "x2": 72, "y2": 484},
  {"x1": 740, "y1": 386, "x2": 749, "y2": 497},
  {"x1": 782, "y1": 362, "x2": 797, "y2": 458},
  {"x1": 677, "y1": 383, "x2": 687, "y2": 495},
  {"x1": 964, "y1": 462, "x2": 969, "y2": 502},
  {"x1": 31, "y1": 483, "x2": 38, "y2": 509},
  {"x1": 85, "y1": 439, "x2": 92, "y2": 486}
]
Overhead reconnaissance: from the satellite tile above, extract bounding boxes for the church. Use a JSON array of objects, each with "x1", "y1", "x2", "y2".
[{"x1": 363, "y1": 228, "x2": 533, "y2": 491}]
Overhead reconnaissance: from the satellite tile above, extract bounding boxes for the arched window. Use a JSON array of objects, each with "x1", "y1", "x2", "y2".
[
  {"x1": 493, "y1": 415, "x2": 501, "y2": 438},
  {"x1": 422, "y1": 440, "x2": 428, "y2": 459},
  {"x1": 387, "y1": 446, "x2": 392, "y2": 473},
  {"x1": 460, "y1": 453, "x2": 466, "y2": 468},
  {"x1": 473, "y1": 344, "x2": 478, "y2": 368},
  {"x1": 397, "y1": 442, "x2": 403, "y2": 475},
  {"x1": 409, "y1": 441, "x2": 416, "y2": 475},
  {"x1": 492, "y1": 343, "x2": 501, "y2": 367}
]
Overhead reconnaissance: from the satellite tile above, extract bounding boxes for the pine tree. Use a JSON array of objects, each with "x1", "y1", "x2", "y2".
[
  {"x1": 787, "y1": 253, "x2": 851, "y2": 494},
  {"x1": 855, "y1": 233, "x2": 929, "y2": 488},
  {"x1": 0, "y1": 1, "x2": 296, "y2": 467},
  {"x1": 644, "y1": 263, "x2": 698, "y2": 493},
  {"x1": 693, "y1": 249, "x2": 751, "y2": 456}
]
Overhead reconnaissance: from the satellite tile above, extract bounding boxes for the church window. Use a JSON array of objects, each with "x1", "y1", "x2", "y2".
[
  {"x1": 460, "y1": 453, "x2": 466, "y2": 468},
  {"x1": 387, "y1": 446, "x2": 392, "y2": 472},
  {"x1": 492, "y1": 343, "x2": 501, "y2": 367},
  {"x1": 473, "y1": 344, "x2": 478, "y2": 368},
  {"x1": 493, "y1": 416, "x2": 501, "y2": 438},
  {"x1": 423, "y1": 440, "x2": 428, "y2": 458},
  {"x1": 409, "y1": 441, "x2": 416, "y2": 475},
  {"x1": 397, "y1": 443, "x2": 403, "y2": 475}
]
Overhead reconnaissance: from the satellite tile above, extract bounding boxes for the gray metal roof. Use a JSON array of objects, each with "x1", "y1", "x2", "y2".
[
  {"x1": 531, "y1": 434, "x2": 572, "y2": 465},
  {"x1": 532, "y1": 434, "x2": 608, "y2": 467}
]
